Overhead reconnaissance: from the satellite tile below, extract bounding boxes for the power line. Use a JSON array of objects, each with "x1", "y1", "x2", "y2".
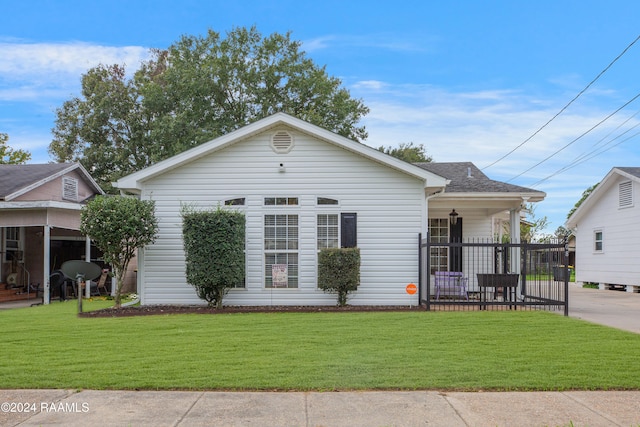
[
  {"x1": 481, "y1": 33, "x2": 640, "y2": 171},
  {"x1": 529, "y1": 120, "x2": 640, "y2": 187},
  {"x1": 506, "y1": 91, "x2": 640, "y2": 182}
]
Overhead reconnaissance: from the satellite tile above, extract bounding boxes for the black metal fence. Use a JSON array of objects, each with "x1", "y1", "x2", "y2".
[{"x1": 419, "y1": 234, "x2": 569, "y2": 315}]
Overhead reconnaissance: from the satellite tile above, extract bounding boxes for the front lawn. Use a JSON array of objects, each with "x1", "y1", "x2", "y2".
[{"x1": 1, "y1": 300, "x2": 639, "y2": 391}]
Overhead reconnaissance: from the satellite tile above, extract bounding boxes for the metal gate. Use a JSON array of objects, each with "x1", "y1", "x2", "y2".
[{"x1": 419, "y1": 234, "x2": 569, "y2": 315}]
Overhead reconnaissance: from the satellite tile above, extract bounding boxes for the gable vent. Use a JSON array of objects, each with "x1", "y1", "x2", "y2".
[
  {"x1": 62, "y1": 176, "x2": 78, "y2": 201},
  {"x1": 270, "y1": 131, "x2": 294, "y2": 154},
  {"x1": 619, "y1": 181, "x2": 633, "y2": 208}
]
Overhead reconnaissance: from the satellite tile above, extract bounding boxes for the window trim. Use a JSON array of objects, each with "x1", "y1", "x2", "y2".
[
  {"x1": 593, "y1": 229, "x2": 604, "y2": 253},
  {"x1": 264, "y1": 214, "x2": 299, "y2": 289},
  {"x1": 428, "y1": 218, "x2": 450, "y2": 272}
]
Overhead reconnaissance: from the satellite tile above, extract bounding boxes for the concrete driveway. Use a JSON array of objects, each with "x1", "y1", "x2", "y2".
[{"x1": 567, "y1": 283, "x2": 640, "y2": 334}]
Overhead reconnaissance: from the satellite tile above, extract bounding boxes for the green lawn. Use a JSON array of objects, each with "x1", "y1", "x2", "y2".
[{"x1": 1, "y1": 300, "x2": 639, "y2": 391}]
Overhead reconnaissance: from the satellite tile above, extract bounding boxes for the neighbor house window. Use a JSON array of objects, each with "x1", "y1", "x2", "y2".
[
  {"x1": 594, "y1": 229, "x2": 603, "y2": 252},
  {"x1": 429, "y1": 218, "x2": 449, "y2": 272},
  {"x1": 317, "y1": 214, "x2": 339, "y2": 249},
  {"x1": 264, "y1": 214, "x2": 298, "y2": 288},
  {"x1": 4, "y1": 227, "x2": 21, "y2": 262}
]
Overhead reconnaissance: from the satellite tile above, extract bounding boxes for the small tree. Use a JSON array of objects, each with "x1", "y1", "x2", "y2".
[
  {"x1": 318, "y1": 248, "x2": 360, "y2": 306},
  {"x1": 181, "y1": 206, "x2": 245, "y2": 308},
  {"x1": 80, "y1": 195, "x2": 159, "y2": 307},
  {"x1": 0, "y1": 133, "x2": 31, "y2": 164}
]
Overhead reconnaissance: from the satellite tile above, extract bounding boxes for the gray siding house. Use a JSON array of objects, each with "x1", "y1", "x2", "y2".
[{"x1": 116, "y1": 113, "x2": 545, "y2": 306}]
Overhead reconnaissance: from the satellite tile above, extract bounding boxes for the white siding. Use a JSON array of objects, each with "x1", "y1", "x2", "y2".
[
  {"x1": 574, "y1": 175, "x2": 640, "y2": 286},
  {"x1": 138, "y1": 127, "x2": 425, "y2": 305}
]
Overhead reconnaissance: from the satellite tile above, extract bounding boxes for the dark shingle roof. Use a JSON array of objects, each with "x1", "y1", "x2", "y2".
[
  {"x1": 414, "y1": 162, "x2": 544, "y2": 194},
  {"x1": 0, "y1": 163, "x2": 76, "y2": 199},
  {"x1": 616, "y1": 167, "x2": 640, "y2": 179}
]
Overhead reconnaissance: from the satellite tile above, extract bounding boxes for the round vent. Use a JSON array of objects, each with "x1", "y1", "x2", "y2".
[{"x1": 270, "y1": 131, "x2": 294, "y2": 154}]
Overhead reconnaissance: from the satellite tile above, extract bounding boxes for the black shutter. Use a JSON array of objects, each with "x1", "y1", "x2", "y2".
[
  {"x1": 341, "y1": 213, "x2": 357, "y2": 248},
  {"x1": 449, "y1": 218, "x2": 463, "y2": 272}
]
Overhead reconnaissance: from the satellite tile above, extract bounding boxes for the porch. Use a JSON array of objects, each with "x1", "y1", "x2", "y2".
[{"x1": 419, "y1": 235, "x2": 569, "y2": 315}]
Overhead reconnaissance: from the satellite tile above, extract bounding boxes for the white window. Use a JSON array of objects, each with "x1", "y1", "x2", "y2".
[
  {"x1": 62, "y1": 176, "x2": 78, "y2": 201},
  {"x1": 619, "y1": 181, "x2": 633, "y2": 208},
  {"x1": 428, "y1": 218, "x2": 449, "y2": 272},
  {"x1": 264, "y1": 214, "x2": 298, "y2": 288},
  {"x1": 594, "y1": 229, "x2": 603, "y2": 252},
  {"x1": 317, "y1": 197, "x2": 339, "y2": 206},
  {"x1": 317, "y1": 214, "x2": 339, "y2": 249},
  {"x1": 224, "y1": 197, "x2": 245, "y2": 206},
  {"x1": 265, "y1": 197, "x2": 298, "y2": 206}
]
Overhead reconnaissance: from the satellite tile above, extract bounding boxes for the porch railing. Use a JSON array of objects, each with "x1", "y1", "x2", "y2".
[{"x1": 418, "y1": 233, "x2": 569, "y2": 315}]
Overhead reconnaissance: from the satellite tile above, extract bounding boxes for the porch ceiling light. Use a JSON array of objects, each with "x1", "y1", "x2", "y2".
[{"x1": 449, "y1": 209, "x2": 459, "y2": 225}]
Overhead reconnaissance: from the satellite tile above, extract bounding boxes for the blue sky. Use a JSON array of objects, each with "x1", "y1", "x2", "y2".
[{"x1": 1, "y1": 0, "x2": 639, "y2": 234}]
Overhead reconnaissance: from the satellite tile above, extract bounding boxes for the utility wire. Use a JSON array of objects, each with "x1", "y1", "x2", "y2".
[
  {"x1": 481, "y1": 33, "x2": 640, "y2": 171},
  {"x1": 529, "y1": 122, "x2": 640, "y2": 187},
  {"x1": 506, "y1": 91, "x2": 640, "y2": 182}
]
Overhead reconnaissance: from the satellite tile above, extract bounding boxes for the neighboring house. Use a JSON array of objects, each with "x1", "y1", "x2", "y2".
[
  {"x1": 0, "y1": 163, "x2": 104, "y2": 303},
  {"x1": 115, "y1": 113, "x2": 545, "y2": 306},
  {"x1": 566, "y1": 167, "x2": 640, "y2": 292}
]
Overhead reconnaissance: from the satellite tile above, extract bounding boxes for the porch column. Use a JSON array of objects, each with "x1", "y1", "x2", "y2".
[
  {"x1": 43, "y1": 225, "x2": 51, "y2": 304},
  {"x1": 85, "y1": 236, "x2": 91, "y2": 298},
  {"x1": 509, "y1": 208, "x2": 521, "y2": 275}
]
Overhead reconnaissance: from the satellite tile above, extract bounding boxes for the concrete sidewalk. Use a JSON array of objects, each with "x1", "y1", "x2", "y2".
[{"x1": 1, "y1": 389, "x2": 639, "y2": 426}]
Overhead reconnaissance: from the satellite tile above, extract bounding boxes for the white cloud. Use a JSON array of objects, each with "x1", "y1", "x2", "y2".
[
  {"x1": 350, "y1": 81, "x2": 640, "y2": 233},
  {"x1": 0, "y1": 42, "x2": 150, "y2": 78}
]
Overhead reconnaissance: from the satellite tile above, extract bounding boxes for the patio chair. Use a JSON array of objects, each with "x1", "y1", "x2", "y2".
[{"x1": 91, "y1": 270, "x2": 110, "y2": 296}]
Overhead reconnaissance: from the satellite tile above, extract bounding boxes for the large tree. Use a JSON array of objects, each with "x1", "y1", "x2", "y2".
[
  {"x1": 0, "y1": 133, "x2": 31, "y2": 164},
  {"x1": 50, "y1": 27, "x2": 369, "y2": 190}
]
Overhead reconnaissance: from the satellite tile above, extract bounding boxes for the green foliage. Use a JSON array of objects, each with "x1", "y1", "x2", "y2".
[
  {"x1": 80, "y1": 195, "x2": 159, "y2": 307},
  {"x1": 49, "y1": 64, "x2": 147, "y2": 192},
  {"x1": 377, "y1": 142, "x2": 432, "y2": 163},
  {"x1": 0, "y1": 132, "x2": 31, "y2": 164},
  {"x1": 49, "y1": 26, "x2": 369, "y2": 191},
  {"x1": 567, "y1": 183, "x2": 599, "y2": 220},
  {"x1": 317, "y1": 248, "x2": 360, "y2": 306},
  {"x1": 181, "y1": 206, "x2": 245, "y2": 308}
]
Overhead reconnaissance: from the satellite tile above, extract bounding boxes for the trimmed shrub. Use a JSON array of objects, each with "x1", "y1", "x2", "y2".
[
  {"x1": 318, "y1": 248, "x2": 360, "y2": 306},
  {"x1": 181, "y1": 206, "x2": 245, "y2": 308}
]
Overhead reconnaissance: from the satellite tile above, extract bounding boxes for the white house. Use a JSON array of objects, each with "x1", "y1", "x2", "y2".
[
  {"x1": 115, "y1": 113, "x2": 545, "y2": 306},
  {"x1": 566, "y1": 167, "x2": 640, "y2": 293}
]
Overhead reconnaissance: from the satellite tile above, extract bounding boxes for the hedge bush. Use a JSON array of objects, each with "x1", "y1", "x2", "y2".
[
  {"x1": 317, "y1": 248, "x2": 360, "y2": 306},
  {"x1": 181, "y1": 206, "x2": 245, "y2": 308}
]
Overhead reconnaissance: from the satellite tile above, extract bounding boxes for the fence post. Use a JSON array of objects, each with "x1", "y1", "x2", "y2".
[
  {"x1": 564, "y1": 236, "x2": 569, "y2": 316},
  {"x1": 418, "y1": 233, "x2": 422, "y2": 307}
]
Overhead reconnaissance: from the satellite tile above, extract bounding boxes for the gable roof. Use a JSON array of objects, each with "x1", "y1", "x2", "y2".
[
  {"x1": 115, "y1": 113, "x2": 449, "y2": 192},
  {"x1": 414, "y1": 162, "x2": 546, "y2": 201},
  {"x1": 566, "y1": 166, "x2": 640, "y2": 228},
  {"x1": 0, "y1": 162, "x2": 103, "y2": 201}
]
